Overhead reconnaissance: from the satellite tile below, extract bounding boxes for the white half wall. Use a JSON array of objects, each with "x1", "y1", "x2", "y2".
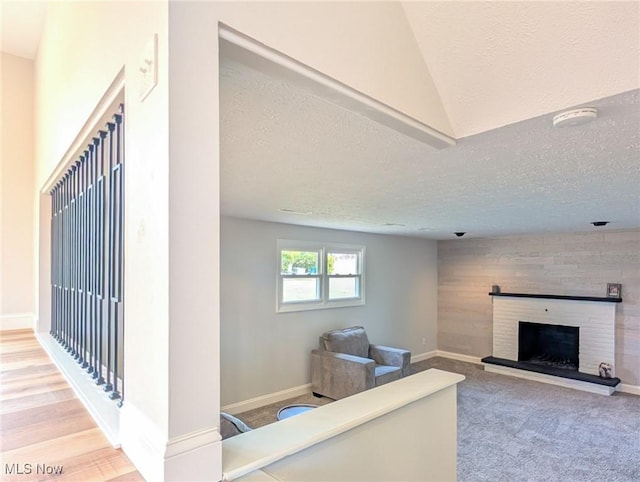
[{"x1": 220, "y1": 217, "x2": 438, "y2": 406}]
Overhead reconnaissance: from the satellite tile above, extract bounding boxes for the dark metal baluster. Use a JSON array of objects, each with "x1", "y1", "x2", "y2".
[
  {"x1": 87, "y1": 142, "x2": 94, "y2": 370},
  {"x1": 109, "y1": 111, "x2": 123, "y2": 401},
  {"x1": 77, "y1": 159, "x2": 84, "y2": 361},
  {"x1": 60, "y1": 179, "x2": 65, "y2": 348},
  {"x1": 70, "y1": 166, "x2": 76, "y2": 356},
  {"x1": 117, "y1": 106, "x2": 125, "y2": 406},
  {"x1": 94, "y1": 125, "x2": 111, "y2": 387},
  {"x1": 77, "y1": 156, "x2": 84, "y2": 364},
  {"x1": 55, "y1": 184, "x2": 62, "y2": 342},
  {"x1": 104, "y1": 120, "x2": 115, "y2": 394},
  {"x1": 86, "y1": 145, "x2": 94, "y2": 374},
  {"x1": 79, "y1": 153, "x2": 88, "y2": 367},
  {"x1": 50, "y1": 186, "x2": 56, "y2": 338},
  {"x1": 49, "y1": 106, "x2": 124, "y2": 403},
  {"x1": 72, "y1": 162, "x2": 80, "y2": 360},
  {"x1": 63, "y1": 173, "x2": 71, "y2": 352}
]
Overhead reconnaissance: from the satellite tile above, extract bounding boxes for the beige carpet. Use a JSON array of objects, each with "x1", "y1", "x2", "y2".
[{"x1": 235, "y1": 357, "x2": 640, "y2": 481}]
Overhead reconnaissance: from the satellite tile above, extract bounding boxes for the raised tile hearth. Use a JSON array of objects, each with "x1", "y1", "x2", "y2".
[{"x1": 482, "y1": 356, "x2": 620, "y2": 395}]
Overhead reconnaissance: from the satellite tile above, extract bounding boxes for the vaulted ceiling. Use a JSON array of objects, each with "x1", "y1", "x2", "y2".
[{"x1": 4, "y1": 1, "x2": 639, "y2": 239}]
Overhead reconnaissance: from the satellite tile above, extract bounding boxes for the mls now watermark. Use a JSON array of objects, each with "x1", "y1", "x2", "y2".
[{"x1": 5, "y1": 463, "x2": 64, "y2": 476}]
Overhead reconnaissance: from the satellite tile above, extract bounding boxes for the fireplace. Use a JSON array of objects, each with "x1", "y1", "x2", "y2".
[
  {"x1": 483, "y1": 292, "x2": 620, "y2": 395},
  {"x1": 518, "y1": 321, "x2": 579, "y2": 371}
]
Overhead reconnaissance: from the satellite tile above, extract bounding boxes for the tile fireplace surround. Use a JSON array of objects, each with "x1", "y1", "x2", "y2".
[{"x1": 483, "y1": 293, "x2": 619, "y2": 395}]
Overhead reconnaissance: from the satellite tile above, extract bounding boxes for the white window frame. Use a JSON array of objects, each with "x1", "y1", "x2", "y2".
[{"x1": 277, "y1": 239, "x2": 365, "y2": 313}]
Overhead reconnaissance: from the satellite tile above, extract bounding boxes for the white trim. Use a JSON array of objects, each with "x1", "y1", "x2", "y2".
[
  {"x1": 276, "y1": 240, "x2": 365, "y2": 313},
  {"x1": 40, "y1": 70, "x2": 125, "y2": 194},
  {"x1": 483, "y1": 362, "x2": 617, "y2": 396},
  {"x1": 412, "y1": 349, "x2": 483, "y2": 365},
  {"x1": 619, "y1": 383, "x2": 640, "y2": 396},
  {"x1": 35, "y1": 333, "x2": 121, "y2": 446},
  {"x1": 120, "y1": 401, "x2": 223, "y2": 481},
  {"x1": 0, "y1": 313, "x2": 35, "y2": 331},
  {"x1": 119, "y1": 401, "x2": 165, "y2": 481},
  {"x1": 165, "y1": 427, "x2": 222, "y2": 458},
  {"x1": 410, "y1": 350, "x2": 438, "y2": 363},
  {"x1": 218, "y1": 24, "x2": 455, "y2": 150},
  {"x1": 222, "y1": 351, "x2": 638, "y2": 419},
  {"x1": 434, "y1": 350, "x2": 483, "y2": 365},
  {"x1": 222, "y1": 370, "x2": 463, "y2": 482},
  {"x1": 222, "y1": 383, "x2": 312, "y2": 415}
]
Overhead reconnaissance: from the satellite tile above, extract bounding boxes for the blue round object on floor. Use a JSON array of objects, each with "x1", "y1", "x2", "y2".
[{"x1": 277, "y1": 404, "x2": 317, "y2": 420}]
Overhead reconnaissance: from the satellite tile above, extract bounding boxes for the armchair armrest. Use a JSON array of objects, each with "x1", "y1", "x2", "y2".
[
  {"x1": 311, "y1": 349, "x2": 375, "y2": 400},
  {"x1": 369, "y1": 345, "x2": 411, "y2": 377}
]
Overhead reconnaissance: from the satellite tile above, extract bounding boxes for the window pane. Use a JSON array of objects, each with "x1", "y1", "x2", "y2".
[
  {"x1": 281, "y1": 250, "x2": 319, "y2": 275},
  {"x1": 283, "y1": 278, "x2": 320, "y2": 302},
  {"x1": 329, "y1": 277, "x2": 359, "y2": 299},
  {"x1": 327, "y1": 252, "x2": 359, "y2": 275}
]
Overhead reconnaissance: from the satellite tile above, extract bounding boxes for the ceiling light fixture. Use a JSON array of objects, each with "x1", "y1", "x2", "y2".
[
  {"x1": 454, "y1": 232, "x2": 466, "y2": 237},
  {"x1": 591, "y1": 221, "x2": 609, "y2": 227},
  {"x1": 384, "y1": 223, "x2": 406, "y2": 227},
  {"x1": 552, "y1": 107, "x2": 597, "y2": 128}
]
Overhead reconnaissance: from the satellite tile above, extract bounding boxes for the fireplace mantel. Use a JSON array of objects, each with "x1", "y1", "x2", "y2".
[{"x1": 488, "y1": 292, "x2": 622, "y2": 303}]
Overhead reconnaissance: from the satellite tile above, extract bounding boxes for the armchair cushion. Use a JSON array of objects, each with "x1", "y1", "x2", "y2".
[
  {"x1": 374, "y1": 365, "x2": 403, "y2": 385},
  {"x1": 370, "y1": 344, "x2": 412, "y2": 377},
  {"x1": 320, "y1": 326, "x2": 369, "y2": 358}
]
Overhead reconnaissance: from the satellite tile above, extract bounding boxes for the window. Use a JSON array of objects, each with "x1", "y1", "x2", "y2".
[{"x1": 277, "y1": 240, "x2": 365, "y2": 312}]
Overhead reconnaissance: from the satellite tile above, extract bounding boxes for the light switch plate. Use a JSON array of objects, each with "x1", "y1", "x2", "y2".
[{"x1": 139, "y1": 34, "x2": 158, "y2": 102}]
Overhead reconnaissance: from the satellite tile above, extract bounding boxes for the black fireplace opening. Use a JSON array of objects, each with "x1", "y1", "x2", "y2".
[{"x1": 518, "y1": 321, "x2": 579, "y2": 371}]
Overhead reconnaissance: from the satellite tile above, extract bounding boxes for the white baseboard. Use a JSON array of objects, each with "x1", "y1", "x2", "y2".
[
  {"x1": 35, "y1": 333, "x2": 121, "y2": 446},
  {"x1": 224, "y1": 351, "x2": 478, "y2": 415},
  {"x1": 433, "y1": 350, "x2": 483, "y2": 365},
  {"x1": 619, "y1": 383, "x2": 640, "y2": 396},
  {"x1": 223, "y1": 351, "x2": 639, "y2": 416},
  {"x1": 1, "y1": 313, "x2": 35, "y2": 331},
  {"x1": 120, "y1": 401, "x2": 222, "y2": 482},
  {"x1": 412, "y1": 349, "x2": 483, "y2": 365},
  {"x1": 411, "y1": 350, "x2": 438, "y2": 363},
  {"x1": 222, "y1": 383, "x2": 312, "y2": 415}
]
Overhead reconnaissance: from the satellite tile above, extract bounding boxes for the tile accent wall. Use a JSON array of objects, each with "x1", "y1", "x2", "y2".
[{"x1": 438, "y1": 229, "x2": 640, "y2": 386}]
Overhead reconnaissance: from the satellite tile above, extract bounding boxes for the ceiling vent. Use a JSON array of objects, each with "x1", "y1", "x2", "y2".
[{"x1": 553, "y1": 107, "x2": 597, "y2": 127}]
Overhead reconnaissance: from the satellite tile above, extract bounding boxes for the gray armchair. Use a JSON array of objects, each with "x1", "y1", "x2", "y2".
[{"x1": 311, "y1": 326, "x2": 411, "y2": 400}]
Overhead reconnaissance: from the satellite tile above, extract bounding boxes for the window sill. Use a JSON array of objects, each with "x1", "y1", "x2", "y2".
[{"x1": 277, "y1": 298, "x2": 365, "y2": 313}]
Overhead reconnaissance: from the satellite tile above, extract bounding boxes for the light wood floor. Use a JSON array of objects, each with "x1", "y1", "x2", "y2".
[{"x1": 0, "y1": 329, "x2": 143, "y2": 481}]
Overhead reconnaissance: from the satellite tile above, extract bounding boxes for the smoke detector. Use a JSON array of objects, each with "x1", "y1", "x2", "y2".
[{"x1": 553, "y1": 107, "x2": 597, "y2": 127}]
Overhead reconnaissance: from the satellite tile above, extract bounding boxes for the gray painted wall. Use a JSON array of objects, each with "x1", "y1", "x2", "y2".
[
  {"x1": 220, "y1": 217, "x2": 438, "y2": 405},
  {"x1": 438, "y1": 229, "x2": 640, "y2": 386}
]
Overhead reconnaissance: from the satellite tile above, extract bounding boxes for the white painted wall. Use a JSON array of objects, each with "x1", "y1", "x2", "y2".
[
  {"x1": 0, "y1": 53, "x2": 35, "y2": 330},
  {"x1": 32, "y1": 2, "x2": 181, "y2": 480},
  {"x1": 31, "y1": 1, "x2": 450, "y2": 479},
  {"x1": 220, "y1": 217, "x2": 438, "y2": 406}
]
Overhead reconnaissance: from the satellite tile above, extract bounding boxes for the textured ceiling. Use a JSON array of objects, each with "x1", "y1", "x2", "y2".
[
  {"x1": 403, "y1": 1, "x2": 640, "y2": 138},
  {"x1": 4, "y1": 1, "x2": 639, "y2": 239},
  {"x1": 221, "y1": 57, "x2": 640, "y2": 239}
]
